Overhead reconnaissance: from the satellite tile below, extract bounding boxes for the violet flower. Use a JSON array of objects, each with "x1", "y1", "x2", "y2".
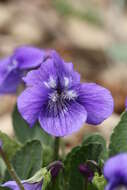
[
  {"x1": 0, "y1": 46, "x2": 44, "y2": 94},
  {"x1": 2, "y1": 161, "x2": 63, "y2": 190},
  {"x1": 17, "y1": 50, "x2": 114, "y2": 136},
  {"x1": 103, "y1": 153, "x2": 127, "y2": 190}
]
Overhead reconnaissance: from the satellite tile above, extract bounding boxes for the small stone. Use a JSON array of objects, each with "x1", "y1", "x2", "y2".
[{"x1": 10, "y1": 18, "x2": 44, "y2": 44}]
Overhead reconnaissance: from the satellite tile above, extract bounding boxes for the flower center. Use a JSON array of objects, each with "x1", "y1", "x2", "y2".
[
  {"x1": 45, "y1": 76, "x2": 77, "y2": 113},
  {"x1": 49, "y1": 90, "x2": 77, "y2": 103}
]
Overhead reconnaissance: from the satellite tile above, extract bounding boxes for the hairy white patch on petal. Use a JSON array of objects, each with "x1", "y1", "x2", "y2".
[
  {"x1": 64, "y1": 77, "x2": 69, "y2": 87},
  {"x1": 63, "y1": 90, "x2": 77, "y2": 100},
  {"x1": 44, "y1": 76, "x2": 56, "y2": 89},
  {"x1": 49, "y1": 76, "x2": 56, "y2": 88},
  {"x1": 44, "y1": 81, "x2": 50, "y2": 88}
]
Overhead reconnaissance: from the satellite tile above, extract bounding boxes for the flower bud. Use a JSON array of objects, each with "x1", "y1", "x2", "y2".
[
  {"x1": 79, "y1": 164, "x2": 94, "y2": 182},
  {"x1": 48, "y1": 161, "x2": 63, "y2": 180}
]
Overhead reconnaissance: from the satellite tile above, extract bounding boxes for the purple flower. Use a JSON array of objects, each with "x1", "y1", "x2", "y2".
[
  {"x1": 0, "y1": 46, "x2": 44, "y2": 94},
  {"x1": 2, "y1": 180, "x2": 42, "y2": 190},
  {"x1": 2, "y1": 161, "x2": 63, "y2": 190},
  {"x1": 17, "y1": 50, "x2": 114, "y2": 136},
  {"x1": 79, "y1": 164, "x2": 94, "y2": 182},
  {"x1": 103, "y1": 153, "x2": 127, "y2": 190}
]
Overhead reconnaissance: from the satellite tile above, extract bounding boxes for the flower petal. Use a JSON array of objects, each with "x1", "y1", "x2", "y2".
[
  {"x1": 0, "y1": 69, "x2": 22, "y2": 94},
  {"x1": 2, "y1": 180, "x2": 42, "y2": 190},
  {"x1": 23, "y1": 58, "x2": 57, "y2": 87},
  {"x1": 125, "y1": 98, "x2": 127, "y2": 110},
  {"x1": 39, "y1": 101, "x2": 87, "y2": 137},
  {"x1": 23, "y1": 51, "x2": 80, "y2": 88},
  {"x1": 104, "y1": 154, "x2": 127, "y2": 182},
  {"x1": 12, "y1": 46, "x2": 45, "y2": 69},
  {"x1": 78, "y1": 83, "x2": 114, "y2": 125},
  {"x1": 0, "y1": 57, "x2": 11, "y2": 84},
  {"x1": 17, "y1": 85, "x2": 49, "y2": 126}
]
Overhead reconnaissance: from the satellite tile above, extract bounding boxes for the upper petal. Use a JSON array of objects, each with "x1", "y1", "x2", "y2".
[
  {"x1": 0, "y1": 69, "x2": 22, "y2": 94},
  {"x1": 39, "y1": 100, "x2": 87, "y2": 137},
  {"x1": 23, "y1": 58, "x2": 57, "y2": 87},
  {"x1": 17, "y1": 85, "x2": 50, "y2": 126},
  {"x1": 23, "y1": 50, "x2": 80, "y2": 88},
  {"x1": 0, "y1": 57, "x2": 11, "y2": 84},
  {"x1": 78, "y1": 83, "x2": 114, "y2": 125},
  {"x1": 0, "y1": 56, "x2": 23, "y2": 94},
  {"x1": 12, "y1": 46, "x2": 45, "y2": 69}
]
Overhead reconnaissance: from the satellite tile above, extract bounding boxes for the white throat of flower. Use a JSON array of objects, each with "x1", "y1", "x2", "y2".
[
  {"x1": 49, "y1": 90, "x2": 77, "y2": 103},
  {"x1": 45, "y1": 76, "x2": 77, "y2": 104}
]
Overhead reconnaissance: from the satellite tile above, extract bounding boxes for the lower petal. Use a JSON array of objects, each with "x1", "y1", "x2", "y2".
[
  {"x1": 78, "y1": 83, "x2": 114, "y2": 125},
  {"x1": 2, "y1": 181, "x2": 19, "y2": 190},
  {"x1": 17, "y1": 86, "x2": 49, "y2": 126},
  {"x1": 39, "y1": 101, "x2": 87, "y2": 137},
  {"x1": 2, "y1": 180, "x2": 42, "y2": 190}
]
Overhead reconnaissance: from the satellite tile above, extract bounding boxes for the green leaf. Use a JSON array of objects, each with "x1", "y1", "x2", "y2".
[
  {"x1": 42, "y1": 170, "x2": 51, "y2": 190},
  {"x1": 64, "y1": 143, "x2": 104, "y2": 190},
  {"x1": 47, "y1": 169, "x2": 64, "y2": 190},
  {"x1": 25, "y1": 168, "x2": 45, "y2": 183},
  {"x1": 82, "y1": 133, "x2": 108, "y2": 160},
  {"x1": 83, "y1": 133, "x2": 106, "y2": 146},
  {"x1": 25, "y1": 167, "x2": 49, "y2": 184},
  {"x1": 0, "y1": 130, "x2": 21, "y2": 160},
  {"x1": 43, "y1": 146, "x2": 53, "y2": 167},
  {"x1": 92, "y1": 173, "x2": 107, "y2": 190},
  {"x1": 12, "y1": 106, "x2": 54, "y2": 147},
  {"x1": 109, "y1": 111, "x2": 127, "y2": 156},
  {"x1": 87, "y1": 184, "x2": 97, "y2": 190},
  {"x1": 26, "y1": 167, "x2": 51, "y2": 190},
  {"x1": 5, "y1": 140, "x2": 43, "y2": 181}
]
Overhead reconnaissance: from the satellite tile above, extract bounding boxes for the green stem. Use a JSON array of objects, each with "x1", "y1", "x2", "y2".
[
  {"x1": 85, "y1": 177, "x2": 88, "y2": 190},
  {"x1": 53, "y1": 137, "x2": 60, "y2": 160},
  {"x1": 0, "y1": 148, "x2": 25, "y2": 190}
]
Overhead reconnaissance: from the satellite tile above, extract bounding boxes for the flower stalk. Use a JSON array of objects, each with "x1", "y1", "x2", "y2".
[
  {"x1": 84, "y1": 178, "x2": 88, "y2": 190},
  {"x1": 53, "y1": 137, "x2": 60, "y2": 160},
  {"x1": 0, "y1": 147, "x2": 25, "y2": 190}
]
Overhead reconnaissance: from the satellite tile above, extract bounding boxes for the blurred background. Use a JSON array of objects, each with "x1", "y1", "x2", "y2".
[{"x1": 0, "y1": 0, "x2": 127, "y2": 148}]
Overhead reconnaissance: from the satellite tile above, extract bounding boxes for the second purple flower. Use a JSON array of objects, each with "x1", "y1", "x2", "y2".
[{"x1": 17, "y1": 50, "x2": 114, "y2": 137}]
